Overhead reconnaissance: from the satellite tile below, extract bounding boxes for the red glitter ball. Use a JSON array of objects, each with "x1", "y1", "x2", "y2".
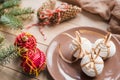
[
  {"x1": 14, "y1": 32, "x2": 37, "y2": 49},
  {"x1": 21, "y1": 48, "x2": 46, "y2": 76}
]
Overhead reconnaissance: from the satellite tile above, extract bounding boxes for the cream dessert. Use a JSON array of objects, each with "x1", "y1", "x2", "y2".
[
  {"x1": 81, "y1": 50, "x2": 104, "y2": 77},
  {"x1": 64, "y1": 30, "x2": 92, "y2": 59},
  {"x1": 94, "y1": 33, "x2": 116, "y2": 59}
]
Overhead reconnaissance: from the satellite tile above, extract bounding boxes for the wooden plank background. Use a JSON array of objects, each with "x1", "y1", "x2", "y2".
[{"x1": 0, "y1": 0, "x2": 109, "y2": 80}]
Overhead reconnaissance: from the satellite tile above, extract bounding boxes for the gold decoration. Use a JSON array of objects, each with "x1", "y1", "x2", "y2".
[
  {"x1": 49, "y1": 4, "x2": 81, "y2": 24},
  {"x1": 38, "y1": 2, "x2": 81, "y2": 25}
]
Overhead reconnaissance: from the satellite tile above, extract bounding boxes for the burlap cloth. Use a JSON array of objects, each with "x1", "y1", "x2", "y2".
[
  {"x1": 60, "y1": 0, "x2": 120, "y2": 41},
  {"x1": 108, "y1": 0, "x2": 120, "y2": 40}
]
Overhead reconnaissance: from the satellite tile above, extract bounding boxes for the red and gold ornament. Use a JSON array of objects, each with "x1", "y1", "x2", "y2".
[
  {"x1": 14, "y1": 32, "x2": 46, "y2": 76},
  {"x1": 21, "y1": 48, "x2": 46, "y2": 76},
  {"x1": 14, "y1": 32, "x2": 37, "y2": 49}
]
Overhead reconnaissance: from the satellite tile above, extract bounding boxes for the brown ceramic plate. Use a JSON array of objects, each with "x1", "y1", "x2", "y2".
[{"x1": 46, "y1": 27, "x2": 120, "y2": 80}]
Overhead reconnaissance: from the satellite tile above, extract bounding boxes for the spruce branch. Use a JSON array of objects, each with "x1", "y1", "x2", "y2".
[
  {"x1": 0, "y1": 45, "x2": 18, "y2": 65},
  {"x1": 6, "y1": 7, "x2": 34, "y2": 16},
  {"x1": 0, "y1": 11, "x2": 4, "y2": 16},
  {"x1": 0, "y1": 33, "x2": 4, "y2": 47},
  {"x1": 0, "y1": 0, "x2": 4, "y2": 3},
  {"x1": 0, "y1": 0, "x2": 20, "y2": 10},
  {"x1": 16, "y1": 14, "x2": 33, "y2": 20},
  {"x1": 0, "y1": 14, "x2": 23, "y2": 29},
  {"x1": 4, "y1": 7, "x2": 34, "y2": 20},
  {"x1": 0, "y1": 0, "x2": 9, "y2": 3},
  {"x1": 0, "y1": 33, "x2": 4, "y2": 43},
  {"x1": 0, "y1": 0, "x2": 34, "y2": 29}
]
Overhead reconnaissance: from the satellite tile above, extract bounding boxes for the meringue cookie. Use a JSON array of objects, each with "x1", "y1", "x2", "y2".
[
  {"x1": 64, "y1": 31, "x2": 92, "y2": 59},
  {"x1": 81, "y1": 53, "x2": 104, "y2": 77},
  {"x1": 94, "y1": 39, "x2": 116, "y2": 59},
  {"x1": 72, "y1": 37, "x2": 92, "y2": 58}
]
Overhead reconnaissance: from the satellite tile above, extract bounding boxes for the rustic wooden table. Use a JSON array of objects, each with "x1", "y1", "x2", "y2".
[{"x1": 0, "y1": 0, "x2": 109, "y2": 80}]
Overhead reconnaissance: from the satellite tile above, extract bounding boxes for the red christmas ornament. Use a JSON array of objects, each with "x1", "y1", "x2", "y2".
[
  {"x1": 21, "y1": 48, "x2": 46, "y2": 76},
  {"x1": 14, "y1": 32, "x2": 37, "y2": 49},
  {"x1": 14, "y1": 32, "x2": 46, "y2": 76}
]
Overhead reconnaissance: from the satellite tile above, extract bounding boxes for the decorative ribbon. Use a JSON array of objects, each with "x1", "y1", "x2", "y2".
[
  {"x1": 58, "y1": 30, "x2": 84, "y2": 63},
  {"x1": 26, "y1": 3, "x2": 70, "y2": 40}
]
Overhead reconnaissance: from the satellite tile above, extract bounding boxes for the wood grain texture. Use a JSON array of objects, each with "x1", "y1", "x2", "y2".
[{"x1": 0, "y1": 0, "x2": 108, "y2": 80}]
